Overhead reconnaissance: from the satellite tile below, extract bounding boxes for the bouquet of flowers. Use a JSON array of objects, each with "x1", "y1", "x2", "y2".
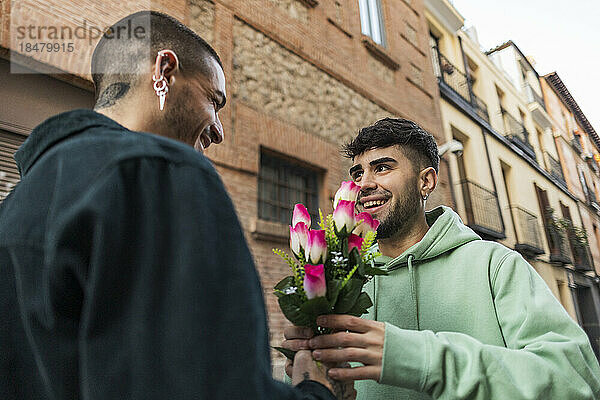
[{"x1": 273, "y1": 181, "x2": 388, "y2": 358}]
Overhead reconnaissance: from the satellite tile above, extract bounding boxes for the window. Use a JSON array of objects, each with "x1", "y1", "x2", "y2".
[
  {"x1": 359, "y1": 0, "x2": 385, "y2": 46},
  {"x1": 0, "y1": 129, "x2": 26, "y2": 203},
  {"x1": 258, "y1": 150, "x2": 319, "y2": 227},
  {"x1": 429, "y1": 32, "x2": 441, "y2": 77}
]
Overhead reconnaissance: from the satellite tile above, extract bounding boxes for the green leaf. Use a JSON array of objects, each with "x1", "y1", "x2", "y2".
[
  {"x1": 273, "y1": 346, "x2": 297, "y2": 360},
  {"x1": 346, "y1": 292, "x2": 373, "y2": 317},
  {"x1": 326, "y1": 279, "x2": 343, "y2": 306},
  {"x1": 279, "y1": 294, "x2": 312, "y2": 326},
  {"x1": 347, "y1": 246, "x2": 361, "y2": 270},
  {"x1": 274, "y1": 276, "x2": 295, "y2": 298},
  {"x1": 300, "y1": 296, "x2": 332, "y2": 321},
  {"x1": 334, "y1": 278, "x2": 363, "y2": 313},
  {"x1": 274, "y1": 276, "x2": 295, "y2": 291}
]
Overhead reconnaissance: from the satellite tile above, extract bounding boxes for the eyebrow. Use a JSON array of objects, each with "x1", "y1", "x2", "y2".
[{"x1": 349, "y1": 156, "x2": 398, "y2": 176}]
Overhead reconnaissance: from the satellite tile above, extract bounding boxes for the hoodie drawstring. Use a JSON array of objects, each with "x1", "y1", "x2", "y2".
[{"x1": 407, "y1": 254, "x2": 420, "y2": 330}]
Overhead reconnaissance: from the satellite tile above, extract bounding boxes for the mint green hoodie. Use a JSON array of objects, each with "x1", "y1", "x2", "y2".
[{"x1": 356, "y1": 206, "x2": 600, "y2": 399}]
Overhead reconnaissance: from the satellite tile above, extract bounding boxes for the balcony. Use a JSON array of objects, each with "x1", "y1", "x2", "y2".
[
  {"x1": 511, "y1": 206, "x2": 544, "y2": 257},
  {"x1": 523, "y1": 82, "x2": 546, "y2": 109},
  {"x1": 571, "y1": 241, "x2": 594, "y2": 271},
  {"x1": 544, "y1": 214, "x2": 572, "y2": 265},
  {"x1": 565, "y1": 224, "x2": 594, "y2": 271},
  {"x1": 459, "y1": 180, "x2": 505, "y2": 239},
  {"x1": 587, "y1": 157, "x2": 599, "y2": 176},
  {"x1": 586, "y1": 185, "x2": 598, "y2": 207},
  {"x1": 544, "y1": 151, "x2": 566, "y2": 186},
  {"x1": 571, "y1": 134, "x2": 583, "y2": 154},
  {"x1": 471, "y1": 92, "x2": 490, "y2": 123},
  {"x1": 431, "y1": 47, "x2": 489, "y2": 123},
  {"x1": 501, "y1": 108, "x2": 536, "y2": 161}
]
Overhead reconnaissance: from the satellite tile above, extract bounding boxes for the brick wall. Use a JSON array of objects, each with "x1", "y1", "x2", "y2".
[{"x1": 1, "y1": 0, "x2": 451, "y2": 376}]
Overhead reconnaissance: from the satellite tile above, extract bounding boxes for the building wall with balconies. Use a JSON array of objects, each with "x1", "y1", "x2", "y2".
[
  {"x1": 424, "y1": 2, "x2": 588, "y2": 323},
  {"x1": 541, "y1": 74, "x2": 600, "y2": 279}
]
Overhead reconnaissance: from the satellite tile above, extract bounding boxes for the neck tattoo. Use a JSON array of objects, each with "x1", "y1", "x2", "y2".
[{"x1": 95, "y1": 82, "x2": 130, "y2": 109}]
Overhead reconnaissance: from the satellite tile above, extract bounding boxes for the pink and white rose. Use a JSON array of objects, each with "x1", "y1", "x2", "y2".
[
  {"x1": 348, "y1": 234, "x2": 365, "y2": 254},
  {"x1": 353, "y1": 212, "x2": 380, "y2": 237},
  {"x1": 306, "y1": 229, "x2": 328, "y2": 264},
  {"x1": 304, "y1": 264, "x2": 326, "y2": 299},
  {"x1": 289, "y1": 222, "x2": 309, "y2": 257},
  {"x1": 333, "y1": 181, "x2": 361, "y2": 209},
  {"x1": 333, "y1": 200, "x2": 356, "y2": 233},
  {"x1": 292, "y1": 204, "x2": 311, "y2": 228}
]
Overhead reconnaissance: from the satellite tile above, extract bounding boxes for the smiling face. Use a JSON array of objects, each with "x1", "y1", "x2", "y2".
[
  {"x1": 349, "y1": 146, "x2": 422, "y2": 239},
  {"x1": 163, "y1": 57, "x2": 227, "y2": 152}
]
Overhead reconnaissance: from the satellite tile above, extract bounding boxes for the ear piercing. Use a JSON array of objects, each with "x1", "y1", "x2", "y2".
[{"x1": 152, "y1": 50, "x2": 178, "y2": 111}]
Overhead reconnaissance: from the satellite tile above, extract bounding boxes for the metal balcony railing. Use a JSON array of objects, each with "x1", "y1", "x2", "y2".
[
  {"x1": 459, "y1": 180, "x2": 504, "y2": 238},
  {"x1": 501, "y1": 108, "x2": 536, "y2": 160},
  {"x1": 432, "y1": 47, "x2": 470, "y2": 102},
  {"x1": 431, "y1": 46, "x2": 490, "y2": 123},
  {"x1": 544, "y1": 214, "x2": 572, "y2": 264},
  {"x1": 571, "y1": 241, "x2": 594, "y2": 271},
  {"x1": 544, "y1": 151, "x2": 566, "y2": 185},
  {"x1": 564, "y1": 224, "x2": 594, "y2": 271},
  {"x1": 587, "y1": 157, "x2": 599, "y2": 176},
  {"x1": 572, "y1": 135, "x2": 583, "y2": 154},
  {"x1": 523, "y1": 82, "x2": 546, "y2": 109},
  {"x1": 587, "y1": 185, "x2": 598, "y2": 206},
  {"x1": 471, "y1": 93, "x2": 490, "y2": 123},
  {"x1": 512, "y1": 206, "x2": 544, "y2": 255}
]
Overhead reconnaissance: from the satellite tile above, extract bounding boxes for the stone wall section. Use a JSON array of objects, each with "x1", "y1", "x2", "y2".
[
  {"x1": 268, "y1": 0, "x2": 309, "y2": 23},
  {"x1": 233, "y1": 19, "x2": 392, "y2": 145},
  {"x1": 188, "y1": 0, "x2": 215, "y2": 45}
]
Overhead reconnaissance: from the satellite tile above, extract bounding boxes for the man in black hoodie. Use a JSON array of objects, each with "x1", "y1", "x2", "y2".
[{"x1": 0, "y1": 11, "x2": 341, "y2": 400}]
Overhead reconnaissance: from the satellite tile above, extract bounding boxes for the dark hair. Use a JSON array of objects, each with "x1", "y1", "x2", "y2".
[
  {"x1": 91, "y1": 11, "x2": 222, "y2": 104},
  {"x1": 342, "y1": 118, "x2": 439, "y2": 173}
]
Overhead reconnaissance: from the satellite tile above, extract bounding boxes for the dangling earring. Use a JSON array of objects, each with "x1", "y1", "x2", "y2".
[
  {"x1": 153, "y1": 72, "x2": 168, "y2": 111},
  {"x1": 422, "y1": 193, "x2": 429, "y2": 201},
  {"x1": 152, "y1": 50, "x2": 178, "y2": 111}
]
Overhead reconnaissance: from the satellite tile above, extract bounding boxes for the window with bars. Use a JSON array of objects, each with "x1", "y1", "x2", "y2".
[
  {"x1": 258, "y1": 151, "x2": 320, "y2": 227},
  {"x1": 0, "y1": 129, "x2": 26, "y2": 203},
  {"x1": 358, "y1": 0, "x2": 386, "y2": 46}
]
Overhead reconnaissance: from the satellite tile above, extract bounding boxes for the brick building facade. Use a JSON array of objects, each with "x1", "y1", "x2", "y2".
[{"x1": 1, "y1": 0, "x2": 451, "y2": 376}]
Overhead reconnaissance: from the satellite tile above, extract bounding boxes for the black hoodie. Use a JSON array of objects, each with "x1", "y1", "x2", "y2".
[{"x1": 0, "y1": 109, "x2": 333, "y2": 400}]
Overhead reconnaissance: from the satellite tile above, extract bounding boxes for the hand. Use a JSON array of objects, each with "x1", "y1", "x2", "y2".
[
  {"x1": 292, "y1": 350, "x2": 332, "y2": 389},
  {"x1": 309, "y1": 315, "x2": 385, "y2": 382},
  {"x1": 283, "y1": 325, "x2": 314, "y2": 379},
  {"x1": 292, "y1": 350, "x2": 357, "y2": 400}
]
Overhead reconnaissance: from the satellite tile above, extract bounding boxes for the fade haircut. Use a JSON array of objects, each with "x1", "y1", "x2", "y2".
[
  {"x1": 91, "y1": 11, "x2": 222, "y2": 107},
  {"x1": 342, "y1": 118, "x2": 440, "y2": 173}
]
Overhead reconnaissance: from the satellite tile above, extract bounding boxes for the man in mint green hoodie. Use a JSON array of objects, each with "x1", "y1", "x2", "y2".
[{"x1": 283, "y1": 118, "x2": 600, "y2": 399}]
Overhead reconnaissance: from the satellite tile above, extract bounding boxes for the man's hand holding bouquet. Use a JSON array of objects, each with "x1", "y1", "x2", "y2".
[{"x1": 273, "y1": 181, "x2": 388, "y2": 392}]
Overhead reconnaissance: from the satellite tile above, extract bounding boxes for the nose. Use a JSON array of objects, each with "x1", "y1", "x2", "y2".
[
  {"x1": 358, "y1": 171, "x2": 377, "y2": 191},
  {"x1": 209, "y1": 114, "x2": 224, "y2": 144}
]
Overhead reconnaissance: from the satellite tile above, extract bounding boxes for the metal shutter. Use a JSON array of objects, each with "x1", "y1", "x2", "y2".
[{"x1": 0, "y1": 130, "x2": 27, "y2": 203}]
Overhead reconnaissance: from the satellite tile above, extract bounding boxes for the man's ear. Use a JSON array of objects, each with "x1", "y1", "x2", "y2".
[
  {"x1": 420, "y1": 167, "x2": 438, "y2": 198},
  {"x1": 154, "y1": 49, "x2": 179, "y2": 84}
]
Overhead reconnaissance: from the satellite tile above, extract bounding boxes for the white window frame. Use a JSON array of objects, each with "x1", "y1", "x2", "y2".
[{"x1": 358, "y1": 0, "x2": 386, "y2": 46}]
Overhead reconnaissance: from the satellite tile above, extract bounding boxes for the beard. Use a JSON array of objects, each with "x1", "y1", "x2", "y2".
[
  {"x1": 160, "y1": 86, "x2": 198, "y2": 145},
  {"x1": 376, "y1": 180, "x2": 421, "y2": 239}
]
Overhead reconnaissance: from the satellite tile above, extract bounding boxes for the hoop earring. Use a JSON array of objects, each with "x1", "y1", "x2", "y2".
[
  {"x1": 153, "y1": 73, "x2": 169, "y2": 111},
  {"x1": 422, "y1": 194, "x2": 429, "y2": 201}
]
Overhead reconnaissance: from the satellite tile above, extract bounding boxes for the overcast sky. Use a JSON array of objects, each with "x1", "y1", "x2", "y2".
[{"x1": 451, "y1": 0, "x2": 600, "y2": 133}]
